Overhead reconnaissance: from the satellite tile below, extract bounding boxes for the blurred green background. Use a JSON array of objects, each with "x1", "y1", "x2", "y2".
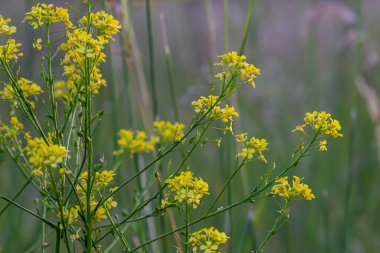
[{"x1": 1, "y1": 0, "x2": 380, "y2": 252}]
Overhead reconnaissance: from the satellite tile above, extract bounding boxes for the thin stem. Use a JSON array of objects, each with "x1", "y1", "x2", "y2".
[
  {"x1": 239, "y1": 0, "x2": 255, "y2": 55},
  {"x1": 105, "y1": 207, "x2": 131, "y2": 251},
  {"x1": 0, "y1": 194, "x2": 57, "y2": 228},
  {"x1": 159, "y1": 13, "x2": 179, "y2": 121},
  {"x1": 46, "y1": 24, "x2": 60, "y2": 144},
  {"x1": 146, "y1": 0, "x2": 158, "y2": 118},
  {"x1": 206, "y1": 159, "x2": 246, "y2": 215},
  {"x1": 255, "y1": 208, "x2": 288, "y2": 253},
  {"x1": 184, "y1": 204, "x2": 190, "y2": 253},
  {"x1": 224, "y1": 0, "x2": 229, "y2": 52},
  {"x1": 0, "y1": 177, "x2": 33, "y2": 216}
]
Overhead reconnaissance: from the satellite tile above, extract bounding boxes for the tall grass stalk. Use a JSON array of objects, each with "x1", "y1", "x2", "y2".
[
  {"x1": 145, "y1": 0, "x2": 158, "y2": 118},
  {"x1": 159, "y1": 13, "x2": 179, "y2": 121}
]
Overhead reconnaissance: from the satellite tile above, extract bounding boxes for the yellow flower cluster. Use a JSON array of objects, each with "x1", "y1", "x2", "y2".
[
  {"x1": 319, "y1": 140, "x2": 327, "y2": 151},
  {"x1": 191, "y1": 95, "x2": 239, "y2": 130},
  {"x1": 60, "y1": 28, "x2": 107, "y2": 94},
  {"x1": 32, "y1": 38, "x2": 42, "y2": 51},
  {"x1": 237, "y1": 135, "x2": 268, "y2": 163},
  {"x1": 0, "y1": 15, "x2": 22, "y2": 63},
  {"x1": 24, "y1": 3, "x2": 73, "y2": 28},
  {"x1": 60, "y1": 206, "x2": 80, "y2": 225},
  {"x1": 271, "y1": 176, "x2": 315, "y2": 203},
  {"x1": 76, "y1": 170, "x2": 118, "y2": 222},
  {"x1": 215, "y1": 51, "x2": 261, "y2": 88},
  {"x1": 114, "y1": 129, "x2": 157, "y2": 156},
  {"x1": 293, "y1": 111, "x2": 343, "y2": 138},
  {"x1": 79, "y1": 11, "x2": 121, "y2": 43},
  {"x1": 53, "y1": 80, "x2": 67, "y2": 99},
  {"x1": 0, "y1": 15, "x2": 16, "y2": 35},
  {"x1": 24, "y1": 136, "x2": 67, "y2": 176},
  {"x1": 189, "y1": 227, "x2": 229, "y2": 253},
  {"x1": 0, "y1": 38, "x2": 23, "y2": 63},
  {"x1": 292, "y1": 111, "x2": 343, "y2": 151},
  {"x1": 0, "y1": 116, "x2": 24, "y2": 138},
  {"x1": 153, "y1": 120, "x2": 185, "y2": 143},
  {"x1": 163, "y1": 171, "x2": 209, "y2": 209},
  {"x1": 0, "y1": 78, "x2": 42, "y2": 101},
  {"x1": 56, "y1": 8, "x2": 120, "y2": 95}
]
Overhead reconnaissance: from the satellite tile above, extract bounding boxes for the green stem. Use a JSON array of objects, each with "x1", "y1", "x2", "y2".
[
  {"x1": 85, "y1": 1, "x2": 94, "y2": 252},
  {"x1": 239, "y1": 0, "x2": 255, "y2": 55},
  {"x1": 185, "y1": 204, "x2": 190, "y2": 253},
  {"x1": 0, "y1": 177, "x2": 33, "y2": 216},
  {"x1": 224, "y1": 0, "x2": 229, "y2": 52},
  {"x1": 105, "y1": 207, "x2": 131, "y2": 251},
  {"x1": 0, "y1": 194, "x2": 57, "y2": 228},
  {"x1": 255, "y1": 208, "x2": 287, "y2": 253},
  {"x1": 206, "y1": 159, "x2": 246, "y2": 215},
  {"x1": 46, "y1": 24, "x2": 60, "y2": 144},
  {"x1": 146, "y1": 0, "x2": 158, "y2": 118},
  {"x1": 55, "y1": 227, "x2": 61, "y2": 253}
]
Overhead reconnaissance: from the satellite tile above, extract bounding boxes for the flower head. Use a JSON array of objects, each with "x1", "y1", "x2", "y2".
[
  {"x1": 0, "y1": 15, "x2": 16, "y2": 35},
  {"x1": 164, "y1": 171, "x2": 209, "y2": 208},
  {"x1": 271, "y1": 176, "x2": 315, "y2": 203},
  {"x1": 153, "y1": 120, "x2": 185, "y2": 143},
  {"x1": 189, "y1": 227, "x2": 229, "y2": 253}
]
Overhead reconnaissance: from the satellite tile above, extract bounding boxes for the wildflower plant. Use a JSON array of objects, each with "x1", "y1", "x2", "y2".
[{"x1": 0, "y1": 1, "x2": 343, "y2": 253}]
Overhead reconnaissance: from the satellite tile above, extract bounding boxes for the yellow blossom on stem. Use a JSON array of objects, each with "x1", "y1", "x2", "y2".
[
  {"x1": 302, "y1": 111, "x2": 343, "y2": 138},
  {"x1": 191, "y1": 95, "x2": 239, "y2": 128},
  {"x1": 319, "y1": 140, "x2": 327, "y2": 151},
  {"x1": 24, "y1": 136, "x2": 67, "y2": 173},
  {"x1": 237, "y1": 136, "x2": 268, "y2": 162},
  {"x1": 79, "y1": 11, "x2": 121, "y2": 43},
  {"x1": 32, "y1": 38, "x2": 42, "y2": 51},
  {"x1": 0, "y1": 78, "x2": 42, "y2": 101},
  {"x1": 60, "y1": 206, "x2": 80, "y2": 225},
  {"x1": 0, "y1": 38, "x2": 23, "y2": 62},
  {"x1": 0, "y1": 15, "x2": 16, "y2": 35},
  {"x1": 24, "y1": 3, "x2": 73, "y2": 29},
  {"x1": 164, "y1": 171, "x2": 209, "y2": 209},
  {"x1": 0, "y1": 116, "x2": 24, "y2": 138},
  {"x1": 189, "y1": 227, "x2": 229, "y2": 253},
  {"x1": 153, "y1": 120, "x2": 185, "y2": 143},
  {"x1": 272, "y1": 176, "x2": 315, "y2": 203},
  {"x1": 215, "y1": 51, "x2": 261, "y2": 88},
  {"x1": 114, "y1": 129, "x2": 157, "y2": 155}
]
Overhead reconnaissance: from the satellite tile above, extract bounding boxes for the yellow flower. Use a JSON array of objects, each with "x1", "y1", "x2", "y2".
[
  {"x1": 0, "y1": 116, "x2": 24, "y2": 138},
  {"x1": 291, "y1": 124, "x2": 306, "y2": 133},
  {"x1": 32, "y1": 38, "x2": 42, "y2": 51},
  {"x1": 235, "y1": 133, "x2": 248, "y2": 142},
  {"x1": 272, "y1": 176, "x2": 315, "y2": 203},
  {"x1": 79, "y1": 11, "x2": 121, "y2": 43},
  {"x1": 0, "y1": 38, "x2": 23, "y2": 62},
  {"x1": 215, "y1": 51, "x2": 261, "y2": 88},
  {"x1": 153, "y1": 120, "x2": 185, "y2": 143},
  {"x1": 191, "y1": 95, "x2": 239, "y2": 125},
  {"x1": 0, "y1": 78, "x2": 42, "y2": 101},
  {"x1": 25, "y1": 4, "x2": 73, "y2": 29},
  {"x1": 164, "y1": 171, "x2": 209, "y2": 208},
  {"x1": 0, "y1": 15, "x2": 17, "y2": 35},
  {"x1": 301, "y1": 111, "x2": 343, "y2": 138},
  {"x1": 237, "y1": 136, "x2": 268, "y2": 162},
  {"x1": 319, "y1": 140, "x2": 327, "y2": 151},
  {"x1": 114, "y1": 129, "x2": 157, "y2": 155},
  {"x1": 60, "y1": 206, "x2": 79, "y2": 225},
  {"x1": 189, "y1": 227, "x2": 229, "y2": 253},
  {"x1": 25, "y1": 136, "x2": 67, "y2": 172}
]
